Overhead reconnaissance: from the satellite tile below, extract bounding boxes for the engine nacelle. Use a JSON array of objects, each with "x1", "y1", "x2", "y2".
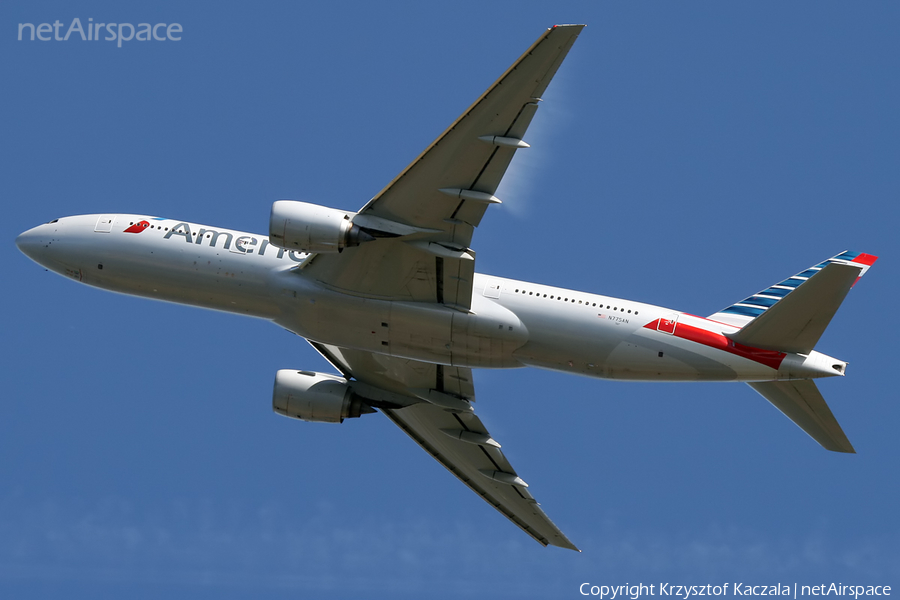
[
  {"x1": 269, "y1": 201, "x2": 373, "y2": 253},
  {"x1": 272, "y1": 370, "x2": 372, "y2": 423}
]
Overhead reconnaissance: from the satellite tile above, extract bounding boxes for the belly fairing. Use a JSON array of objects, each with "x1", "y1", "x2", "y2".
[{"x1": 272, "y1": 276, "x2": 528, "y2": 369}]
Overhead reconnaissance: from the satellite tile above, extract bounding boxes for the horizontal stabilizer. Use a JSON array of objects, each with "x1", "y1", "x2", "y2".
[
  {"x1": 748, "y1": 380, "x2": 854, "y2": 453},
  {"x1": 728, "y1": 262, "x2": 859, "y2": 353}
]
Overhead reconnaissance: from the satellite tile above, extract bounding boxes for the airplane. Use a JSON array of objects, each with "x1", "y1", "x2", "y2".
[{"x1": 15, "y1": 25, "x2": 878, "y2": 552}]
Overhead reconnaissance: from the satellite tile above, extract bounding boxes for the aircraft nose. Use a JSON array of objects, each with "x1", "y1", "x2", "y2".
[
  {"x1": 16, "y1": 226, "x2": 44, "y2": 262},
  {"x1": 16, "y1": 223, "x2": 57, "y2": 266}
]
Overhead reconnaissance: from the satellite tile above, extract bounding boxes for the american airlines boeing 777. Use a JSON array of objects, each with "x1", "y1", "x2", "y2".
[{"x1": 15, "y1": 25, "x2": 877, "y2": 551}]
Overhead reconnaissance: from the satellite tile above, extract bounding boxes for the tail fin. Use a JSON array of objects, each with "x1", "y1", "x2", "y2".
[
  {"x1": 748, "y1": 380, "x2": 855, "y2": 453},
  {"x1": 709, "y1": 251, "x2": 877, "y2": 353},
  {"x1": 720, "y1": 252, "x2": 878, "y2": 453}
]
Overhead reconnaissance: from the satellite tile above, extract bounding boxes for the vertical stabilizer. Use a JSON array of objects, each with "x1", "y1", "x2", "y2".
[
  {"x1": 709, "y1": 251, "x2": 877, "y2": 330},
  {"x1": 727, "y1": 262, "x2": 858, "y2": 354}
]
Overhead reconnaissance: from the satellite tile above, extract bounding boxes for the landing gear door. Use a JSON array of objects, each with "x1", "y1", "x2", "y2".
[{"x1": 657, "y1": 314, "x2": 679, "y2": 335}]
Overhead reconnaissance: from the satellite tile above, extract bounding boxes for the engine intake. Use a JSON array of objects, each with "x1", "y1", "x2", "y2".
[
  {"x1": 269, "y1": 201, "x2": 373, "y2": 253},
  {"x1": 273, "y1": 370, "x2": 373, "y2": 423}
]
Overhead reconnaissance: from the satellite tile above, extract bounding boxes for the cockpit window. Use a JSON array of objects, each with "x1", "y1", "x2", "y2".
[{"x1": 48, "y1": 219, "x2": 59, "y2": 224}]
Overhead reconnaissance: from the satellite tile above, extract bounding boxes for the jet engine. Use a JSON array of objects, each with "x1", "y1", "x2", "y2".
[
  {"x1": 269, "y1": 201, "x2": 373, "y2": 253},
  {"x1": 272, "y1": 370, "x2": 374, "y2": 423}
]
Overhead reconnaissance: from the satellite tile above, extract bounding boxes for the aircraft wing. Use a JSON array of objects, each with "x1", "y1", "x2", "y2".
[
  {"x1": 302, "y1": 25, "x2": 584, "y2": 309},
  {"x1": 309, "y1": 341, "x2": 579, "y2": 551},
  {"x1": 357, "y1": 24, "x2": 585, "y2": 240}
]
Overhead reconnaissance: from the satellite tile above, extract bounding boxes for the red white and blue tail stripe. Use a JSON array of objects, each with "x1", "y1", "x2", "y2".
[{"x1": 709, "y1": 251, "x2": 878, "y2": 328}]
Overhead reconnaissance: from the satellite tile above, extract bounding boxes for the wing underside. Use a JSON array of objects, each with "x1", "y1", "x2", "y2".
[
  {"x1": 302, "y1": 25, "x2": 585, "y2": 309},
  {"x1": 309, "y1": 341, "x2": 579, "y2": 550},
  {"x1": 382, "y1": 403, "x2": 579, "y2": 550}
]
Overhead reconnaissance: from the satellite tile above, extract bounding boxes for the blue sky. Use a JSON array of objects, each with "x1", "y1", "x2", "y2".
[{"x1": 2, "y1": 2, "x2": 898, "y2": 598}]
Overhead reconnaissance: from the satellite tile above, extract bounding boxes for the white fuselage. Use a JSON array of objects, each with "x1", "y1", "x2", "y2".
[{"x1": 16, "y1": 214, "x2": 843, "y2": 383}]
